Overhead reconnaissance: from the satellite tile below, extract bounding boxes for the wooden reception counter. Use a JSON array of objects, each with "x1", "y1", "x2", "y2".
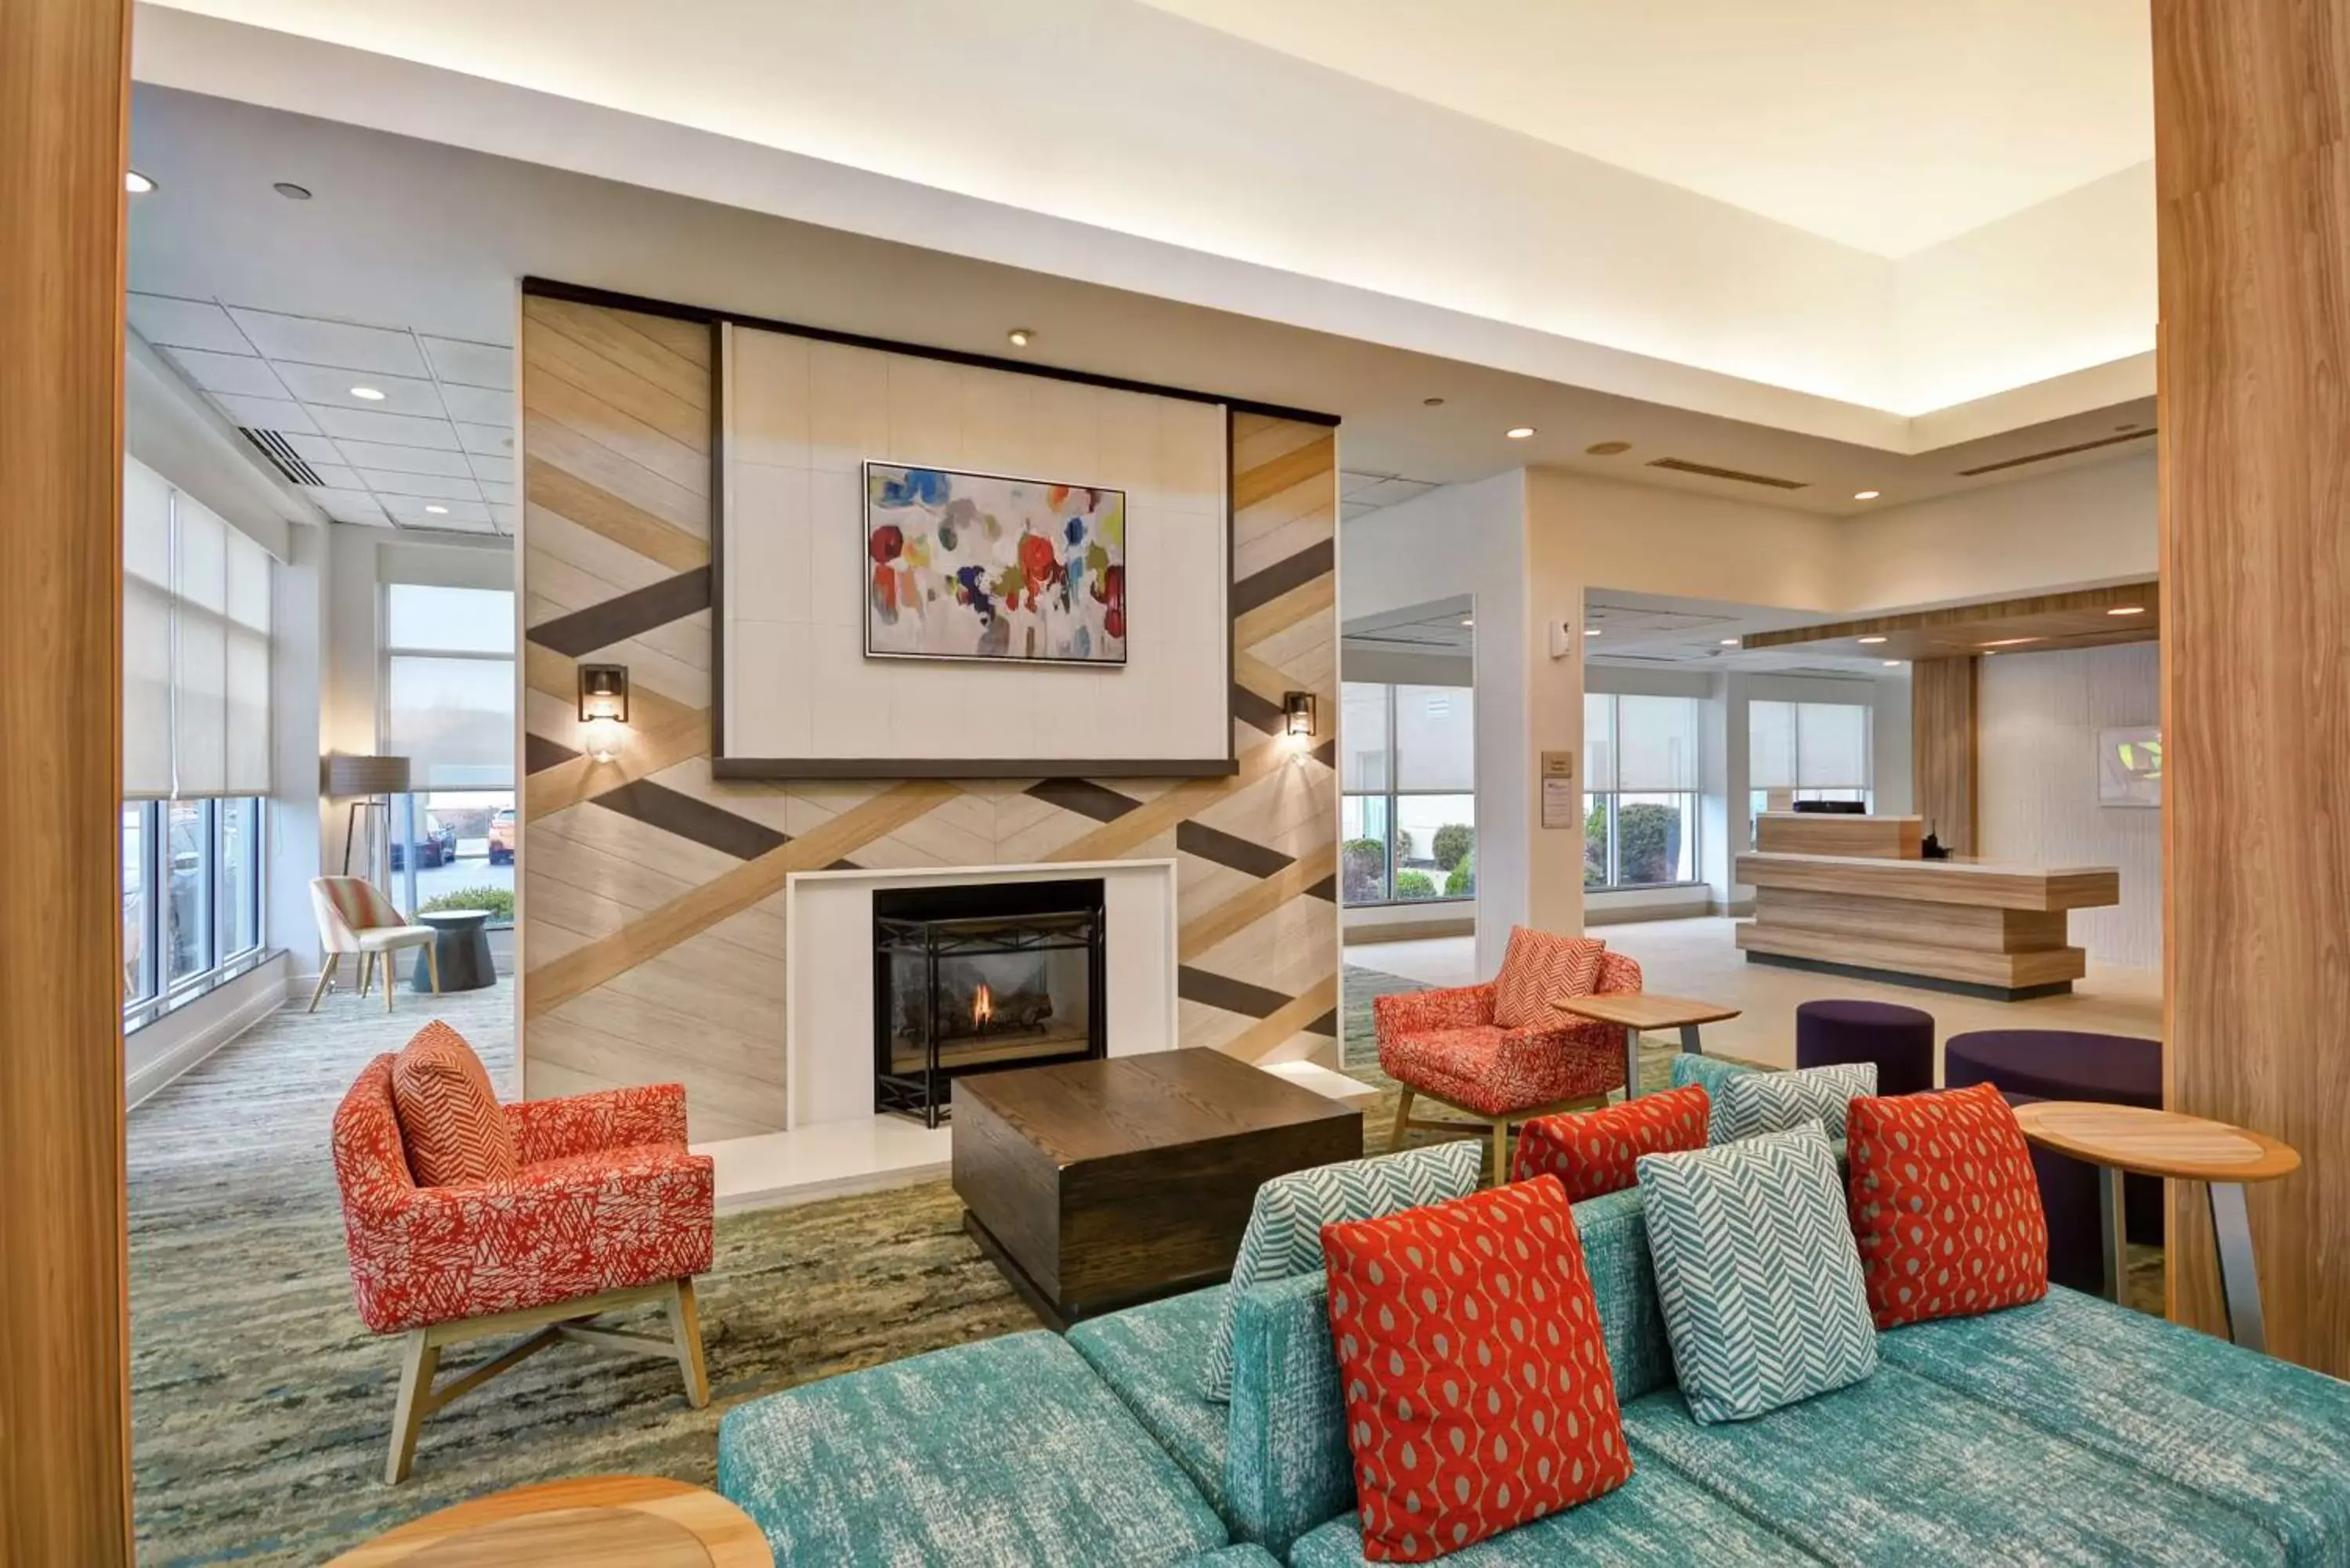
[{"x1": 1735, "y1": 815, "x2": 2120, "y2": 1000}]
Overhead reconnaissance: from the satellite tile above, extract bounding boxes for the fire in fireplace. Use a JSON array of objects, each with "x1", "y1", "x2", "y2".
[{"x1": 873, "y1": 877, "x2": 1107, "y2": 1125}]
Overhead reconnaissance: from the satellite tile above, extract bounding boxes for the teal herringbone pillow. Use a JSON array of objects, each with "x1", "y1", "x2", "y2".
[
  {"x1": 1636, "y1": 1123, "x2": 1878, "y2": 1424},
  {"x1": 1202, "y1": 1140, "x2": 1483, "y2": 1402},
  {"x1": 1716, "y1": 1060, "x2": 1875, "y2": 1143}
]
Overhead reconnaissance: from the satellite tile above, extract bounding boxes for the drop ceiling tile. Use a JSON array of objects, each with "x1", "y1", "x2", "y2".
[
  {"x1": 312, "y1": 406, "x2": 461, "y2": 450},
  {"x1": 421, "y1": 335, "x2": 515, "y2": 392},
  {"x1": 276, "y1": 431, "x2": 341, "y2": 464},
  {"x1": 274, "y1": 362, "x2": 448, "y2": 419},
  {"x1": 1340, "y1": 498, "x2": 1388, "y2": 520},
  {"x1": 398, "y1": 513, "x2": 501, "y2": 535},
  {"x1": 358, "y1": 468, "x2": 483, "y2": 502},
  {"x1": 1351, "y1": 477, "x2": 1438, "y2": 508},
  {"x1": 466, "y1": 453, "x2": 515, "y2": 485},
  {"x1": 478, "y1": 480, "x2": 516, "y2": 506},
  {"x1": 308, "y1": 489, "x2": 389, "y2": 525},
  {"x1": 331, "y1": 439, "x2": 475, "y2": 479},
  {"x1": 1339, "y1": 470, "x2": 1393, "y2": 497},
  {"x1": 160, "y1": 347, "x2": 288, "y2": 399},
  {"x1": 127, "y1": 294, "x2": 247, "y2": 354},
  {"x1": 226, "y1": 308, "x2": 428, "y2": 376},
  {"x1": 212, "y1": 394, "x2": 321, "y2": 435},
  {"x1": 303, "y1": 464, "x2": 364, "y2": 490},
  {"x1": 438, "y1": 383, "x2": 512, "y2": 425},
  {"x1": 455, "y1": 421, "x2": 516, "y2": 457},
  {"x1": 381, "y1": 496, "x2": 492, "y2": 526},
  {"x1": 490, "y1": 503, "x2": 519, "y2": 531}
]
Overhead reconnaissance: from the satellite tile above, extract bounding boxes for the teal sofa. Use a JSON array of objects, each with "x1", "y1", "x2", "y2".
[{"x1": 720, "y1": 1180, "x2": 2350, "y2": 1566}]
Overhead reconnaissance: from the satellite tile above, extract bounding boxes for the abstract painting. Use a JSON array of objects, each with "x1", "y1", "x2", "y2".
[
  {"x1": 2098, "y1": 725, "x2": 2162, "y2": 807},
  {"x1": 863, "y1": 462, "x2": 1127, "y2": 664}
]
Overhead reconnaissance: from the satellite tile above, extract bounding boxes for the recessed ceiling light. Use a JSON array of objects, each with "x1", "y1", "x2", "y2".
[
  {"x1": 1857, "y1": 635, "x2": 1887, "y2": 645},
  {"x1": 1719, "y1": 638, "x2": 1737, "y2": 646},
  {"x1": 1584, "y1": 627, "x2": 1602, "y2": 637},
  {"x1": 1460, "y1": 617, "x2": 1474, "y2": 627},
  {"x1": 1006, "y1": 328, "x2": 1033, "y2": 348},
  {"x1": 2107, "y1": 605, "x2": 2147, "y2": 616},
  {"x1": 1981, "y1": 637, "x2": 2043, "y2": 648},
  {"x1": 273, "y1": 182, "x2": 313, "y2": 201},
  {"x1": 1585, "y1": 440, "x2": 1632, "y2": 457},
  {"x1": 1423, "y1": 396, "x2": 1447, "y2": 407},
  {"x1": 1883, "y1": 659, "x2": 1901, "y2": 667},
  {"x1": 125, "y1": 170, "x2": 155, "y2": 195},
  {"x1": 424, "y1": 504, "x2": 450, "y2": 515},
  {"x1": 1506, "y1": 427, "x2": 1535, "y2": 439},
  {"x1": 349, "y1": 386, "x2": 386, "y2": 402},
  {"x1": 1853, "y1": 490, "x2": 1881, "y2": 500}
]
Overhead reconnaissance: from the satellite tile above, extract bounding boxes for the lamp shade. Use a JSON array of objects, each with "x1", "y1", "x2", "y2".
[{"x1": 323, "y1": 753, "x2": 412, "y2": 797}]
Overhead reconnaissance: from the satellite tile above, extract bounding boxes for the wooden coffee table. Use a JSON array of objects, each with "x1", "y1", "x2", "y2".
[
  {"x1": 953, "y1": 1049, "x2": 1363, "y2": 1330},
  {"x1": 1550, "y1": 992, "x2": 1741, "y2": 1100},
  {"x1": 326, "y1": 1475, "x2": 770, "y2": 1566},
  {"x1": 2011, "y1": 1101, "x2": 2299, "y2": 1352}
]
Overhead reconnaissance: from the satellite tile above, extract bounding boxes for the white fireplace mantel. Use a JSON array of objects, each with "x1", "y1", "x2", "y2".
[{"x1": 781, "y1": 858, "x2": 1180, "y2": 1131}]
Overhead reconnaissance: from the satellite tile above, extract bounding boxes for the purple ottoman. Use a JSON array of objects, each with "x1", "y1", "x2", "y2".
[
  {"x1": 1795, "y1": 999, "x2": 1936, "y2": 1097},
  {"x1": 1945, "y1": 1028, "x2": 2164, "y2": 1248}
]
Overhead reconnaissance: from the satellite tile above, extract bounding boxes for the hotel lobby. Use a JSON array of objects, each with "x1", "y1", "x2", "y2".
[{"x1": 9, "y1": 3, "x2": 2350, "y2": 1565}]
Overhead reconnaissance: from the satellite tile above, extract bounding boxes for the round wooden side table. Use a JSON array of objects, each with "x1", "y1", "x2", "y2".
[
  {"x1": 2010, "y1": 1100, "x2": 2300, "y2": 1353},
  {"x1": 325, "y1": 1475, "x2": 771, "y2": 1567}
]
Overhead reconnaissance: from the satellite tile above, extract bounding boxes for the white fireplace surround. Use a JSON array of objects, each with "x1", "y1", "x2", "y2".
[{"x1": 782, "y1": 859, "x2": 1180, "y2": 1130}]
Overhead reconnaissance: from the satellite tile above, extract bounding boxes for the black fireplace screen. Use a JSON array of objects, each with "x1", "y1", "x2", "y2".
[{"x1": 873, "y1": 878, "x2": 1107, "y2": 1125}]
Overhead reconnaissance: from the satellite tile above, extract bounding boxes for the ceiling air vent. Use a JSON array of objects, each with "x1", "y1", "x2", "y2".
[
  {"x1": 1955, "y1": 427, "x2": 2154, "y2": 478},
  {"x1": 240, "y1": 427, "x2": 324, "y2": 488},
  {"x1": 1647, "y1": 457, "x2": 1808, "y2": 490}
]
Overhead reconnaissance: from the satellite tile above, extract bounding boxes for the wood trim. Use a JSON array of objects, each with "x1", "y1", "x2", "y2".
[
  {"x1": 519, "y1": 276, "x2": 1342, "y2": 426},
  {"x1": 1742, "y1": 582, "x2": 2160, "y2": 650},
  {"x1": 1, "y1": 0, "x2": 134, "y2": 1557},
  {"x1": 1911, "y1": 656, "x2": 1979, "y2": 854},
  {"x1": 2153, "y1": 0, "x2": 2350, "y2": 1374}
]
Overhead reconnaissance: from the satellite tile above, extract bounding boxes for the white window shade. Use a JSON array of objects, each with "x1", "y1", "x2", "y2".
[
  {"x1": 385, "y1": 656, "x2": 515, "y2": 788},
  {"x1": 1584, "y1": 692, "x2": 1617, "y2": 793},
  {"x1": 121, "y1": 458, "x2": 273, "y2": 800},
  {"x1": 1748, "y1": 700, "x2": 1797, "y2": 790},
  {"x1": 1394, "y1": 685, "x2": 1473, "y2": 791},
  {"x1": 1798, "y1": 702, "x2": 1871, "y2": 789},
  {"x1": 1342, "y1": 682, "x2": 1389, "y2": 793},
  {"x1": 1617, "y1": 695, "x2": 1700, "y2": 791}
]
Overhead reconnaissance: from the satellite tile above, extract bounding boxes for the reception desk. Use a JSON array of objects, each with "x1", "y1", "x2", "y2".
[{"x1": 1735, "y1": 815, "x2": 2120, "y2": 1000}]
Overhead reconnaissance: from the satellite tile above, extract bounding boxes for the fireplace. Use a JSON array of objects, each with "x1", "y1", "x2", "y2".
[{"x1": 873, "y1": 877, "x2": 1108, "y2": 1126}]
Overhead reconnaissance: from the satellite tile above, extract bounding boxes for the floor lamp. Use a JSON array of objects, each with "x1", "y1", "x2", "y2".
[{"x1": 324, "y1": 753, "x2": 412, "y2": 883}]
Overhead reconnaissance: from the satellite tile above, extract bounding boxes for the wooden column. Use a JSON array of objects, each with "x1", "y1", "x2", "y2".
[
  {"x1": 1909, "y1": 656, "x2": 1978, "y2": 855},
  {"x1": 2154, "y1": 0, "x2": 2350, "y2": 1375},
  {"x1": 0, "y1": 0, "x2": 134, "y2": 1559}
]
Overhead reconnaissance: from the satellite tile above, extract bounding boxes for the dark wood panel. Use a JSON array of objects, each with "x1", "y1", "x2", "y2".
[
  {"x1": 0, "y1": 0, "x2": 133, "y2": 1557},
  {"x1": 2154, "y1": 0, "x2": 2350, "y2": 1374},
  {"x1": 1911, "y1": 656, "x2": 1979, "y2": 856}
]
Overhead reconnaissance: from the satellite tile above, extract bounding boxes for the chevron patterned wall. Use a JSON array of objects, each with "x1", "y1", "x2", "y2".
[{"x1": 518, "y1": 294, "x2": 1340, "y2": 1141}]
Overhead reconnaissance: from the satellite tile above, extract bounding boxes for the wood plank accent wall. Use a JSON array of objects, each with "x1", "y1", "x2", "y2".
[
  {"x1": 2154, "y1": 0, "x2": 2350, "y2": 1375},
  {"x1": 1910, "y1": 656, "x2": 1979, "y2": 856},
  {"x1": 519, "y1": 299, "x2": 1339, "y2": 1140},
  {"x1": 0, "y1": 0, "x2": 135, "y2": 1558}
]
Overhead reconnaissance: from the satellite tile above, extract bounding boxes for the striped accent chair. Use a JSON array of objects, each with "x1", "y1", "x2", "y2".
[
  {"x1": 309, "y1": 876, "x2": 438, "y2": 1012},
  {"x1": 331, "y1": 1023, "x2": 715, "y2": 1482}
]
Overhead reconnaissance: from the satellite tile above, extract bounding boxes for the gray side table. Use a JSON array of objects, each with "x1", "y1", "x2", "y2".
[{"x1": 412, "y1": 909, "x2": 497, "y2": 992}]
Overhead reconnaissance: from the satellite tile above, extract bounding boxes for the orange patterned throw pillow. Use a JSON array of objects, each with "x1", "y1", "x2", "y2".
[
  {"x1": 389, "y1": 1021, "x2": 521, "y2": 1188},
  {"x1": 1322, "y1": 1176, "x2": 1633, "y2": 1562},
  {"x1": 1510, "y1": 1082, "x2": 1711, "y2": 1200},
  {"x1": 1491, "y1": 925, "x2": 1607, "y2": 1028},
  {"x1": 1846, "y1": 1082, "x2": 2049, "y2": 1329}
]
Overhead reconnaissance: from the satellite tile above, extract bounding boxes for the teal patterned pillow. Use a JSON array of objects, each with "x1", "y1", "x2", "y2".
[
  {"x1": 1716, "y1": 1061, "x2": 1875, "y2": 1143},
  {"x1": 1202, "y1": 1140, "x2": 1482, "y2": 1402},
  {"x1": 1669, "y1": 1053, "x2": 1758, "y2": 1143},
  {"x1": 1636, "y1": 1123, "x2": 1878, "y2": 1424}
]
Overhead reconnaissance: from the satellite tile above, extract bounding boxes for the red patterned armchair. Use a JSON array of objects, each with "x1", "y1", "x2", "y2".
[
  {"x1": 1375, "y1": 930, "x2": 1643, "y2": 1179},
  {"x1": 332, "y1": 1038, "x2": 715, "y2": 1482}
]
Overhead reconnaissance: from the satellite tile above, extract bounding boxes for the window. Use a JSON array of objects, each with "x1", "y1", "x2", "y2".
[
  {"x1": 1341, "y1": 682, "x2": 1476, "y2": 905},
  {"x1": 1585, "y1": 693, "x2": 1701, "y2": 890},
  {"x1": 382, "y1": 583, "x2": 518, "y2": 925},
  {"x1": 121, "y1": 795, "x2": 268, "y2": 1026},
  {"x1": 1748, "y1": 699, "x2": 1873, "y2": 832},
  {"x1": 121, "y1": 455, "x2": 277, "y2": 1028}
]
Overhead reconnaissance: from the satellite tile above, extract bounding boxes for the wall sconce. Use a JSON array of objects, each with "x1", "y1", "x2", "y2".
[
  {"x1": 578, "y1": 663, "x2": 630, "y2": 763},
  {"x1": 1282, "y1": 691, "x2": 1318, "y2": 746}
]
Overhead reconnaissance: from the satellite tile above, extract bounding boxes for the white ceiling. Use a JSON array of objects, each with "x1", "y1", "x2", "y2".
[
  {"x1": 1584, "y1": 592, "x2": 1905, "y2": 677},
  {"x1": 1340, "y1": 469, "x2": 1444, "y2": 522},
  {"x1": 125, "y1": 84, "x2": 2158, "y2": 524},
  {"x1": 1136, "y1": 1, "x2": 2154, "y2": 258},
  {"x1": 125, "y1": 290, "x2": 515, "y2": 533}
]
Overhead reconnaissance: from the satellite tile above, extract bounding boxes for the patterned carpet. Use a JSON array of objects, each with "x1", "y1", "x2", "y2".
[{"x1": 128, "y1": 964, "x2": 2153, "y2": 1563}]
